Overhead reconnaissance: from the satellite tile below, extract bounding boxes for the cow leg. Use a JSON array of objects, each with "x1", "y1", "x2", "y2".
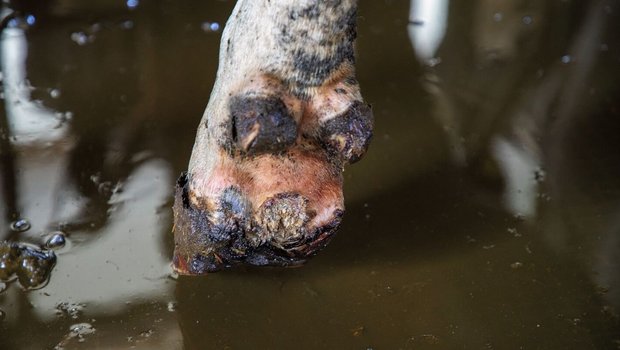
[{"x1": 173, "y1": 0, "x2": 372, "y2": 274}]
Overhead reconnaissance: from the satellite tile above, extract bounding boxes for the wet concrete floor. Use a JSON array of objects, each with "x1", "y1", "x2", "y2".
[{"x1": 1, "y1": 0, "x2": 619, "y2": 349}]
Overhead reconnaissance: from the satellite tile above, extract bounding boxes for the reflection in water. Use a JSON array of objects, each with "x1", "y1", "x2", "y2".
[
  {"x1": 408, "y1": 0, "x2": 448, "y2": 65},
  {"x1": 0, "y1": 2, "x2": 205, "y2": 347},
  {"x1": 0, "y1": 22, "x2": 70, "y2": 291},
  {"x1": 1, "y1": 28, "x2": 69, "y2": 147},
  {"x1": 491, "y1": 137, "x2": 539, "y2": 217},
  {"x1": 28, "y1": 160, "x2": 173, "y2": 319},
  {"x1": 408, "y1": 0, "x2": 620, "y2": 314},
  {"x1": 1, "y1": 0, "x2": 619, "y2": 349}
]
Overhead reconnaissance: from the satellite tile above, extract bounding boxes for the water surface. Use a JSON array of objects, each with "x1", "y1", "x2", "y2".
[{"x1": 1, "y1": 0, "x2": 619, "y2": 349}]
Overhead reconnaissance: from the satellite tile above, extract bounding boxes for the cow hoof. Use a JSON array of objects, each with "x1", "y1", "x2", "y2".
[
  {"x1": 172, "y1": 0, "x2": 370, "y2": 273},
  {"x1": 172, "y1": 139, "x2": 345, "y2": 274},
  {"x1": 173, "y1": 73, "x2": 374, "y2": 274}
]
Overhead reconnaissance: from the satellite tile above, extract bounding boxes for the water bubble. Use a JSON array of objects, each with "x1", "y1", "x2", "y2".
[
  {"x1": 561, "y1": 55, "x2": 572, "y2": 64},
  {"x1": 10, "y1": 219, "x2": 31, "y2": 232},
  {"x1": 201, "y1": 21, "x2": 221, "y2": 32},
  {"x1": 493, "y1": 12, "x2": 503, "y2": 22},
  {"x1": 56, "y1": 302, "x2": 85, "y2": 319},
  {"x1": 68, "y1": 322, "x2": 95, "y2": 343},
  {"x1": 522, "y1": 15, "x2": 533, "y2": 25},
  {"x1": 7, "y1": 18, "x2": 18, "y2": 28},
  {"x1": 70, "y1": 31, "x2": 96, "y2": 46},
  {"x1": 71, "y1": 32, "x2": 88, "y2": 45},
  {"x1": 70, "y1": 322, "x2": 94, "y2": 332},
  {"x1": 17, "y1": 248, "x2": 56, "y2": 290},
  {"x1": 55, "y1": 111, "x2": 73, "y2": 123},
  {"x1": 126, "y1": 0, "x2": 139, "y2": 10},
  {"x1": 50, "y1": 89, "x2": 61, "y2": 99},
  {"x1": 46, "y1": 232, "x2": 67, "y2": 249},
  {"x1": 26, "y1": 15, "x2": 36, "y2": 26}
]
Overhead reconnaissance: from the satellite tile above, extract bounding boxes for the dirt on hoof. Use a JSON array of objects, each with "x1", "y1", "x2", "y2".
[{"x1": 172, "y1": 0, "x2": 372, "y2": 273}]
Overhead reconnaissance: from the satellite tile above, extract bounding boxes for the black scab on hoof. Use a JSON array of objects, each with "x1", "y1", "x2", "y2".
[
  {"x1": 220, "y1": 187, "x2": 251, "y2": 219},
  {"x1": 177, "y1": 172, "x2": 191, "y2": 209},
  {"x1": 208, "y1": 187, "x2": 250, "y2": 243},
  {"x1": 229, "y1": 95, "x2": 297, "y2": 155},
  {"x1": 320, "y1": 101, "x2": 373, "y2": 164},
  {"x1": 189, "y1": 253, "x2": 224, "y2": 273},
  {"x1": 173, "y1": 179, "x2": 244, "y2": 274},
  {"x1": 244, "y1": 247, "x2": 305, "y2": 268}
]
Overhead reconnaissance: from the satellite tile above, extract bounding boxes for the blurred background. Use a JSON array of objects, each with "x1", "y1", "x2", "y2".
[{"x1": 0, "y1": 0, "x2": 619, "y2": 348}]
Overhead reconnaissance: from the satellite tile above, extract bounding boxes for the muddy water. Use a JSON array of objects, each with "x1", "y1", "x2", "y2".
[{"x1": 1, "y1": 0, "x2": 619, "y2": 349}]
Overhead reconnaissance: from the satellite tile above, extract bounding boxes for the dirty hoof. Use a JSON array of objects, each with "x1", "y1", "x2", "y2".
[
  {"x1": 319, "y1": 101, "x2": 373, "y2": 164},
  {"x1": 172, "y1": 0, "x2": 370, "y2": 274},
  {"x1": 173, "y1": 143, "x2": 345, "y2": 274}
]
